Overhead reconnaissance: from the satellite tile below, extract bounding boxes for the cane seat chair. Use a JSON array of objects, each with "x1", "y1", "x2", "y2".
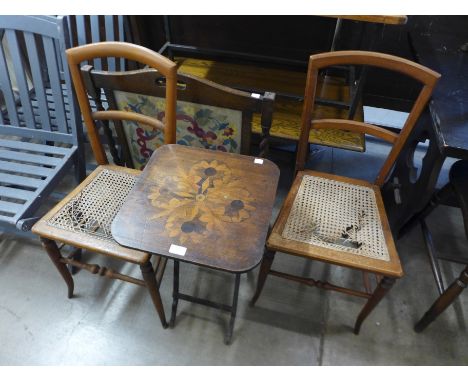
[
  {"x1": 251, "y1": 51, "x2": 440, "y2": 334},
  {"x1": 32, "y1": 42, "x2": 177, "y2": 328}
]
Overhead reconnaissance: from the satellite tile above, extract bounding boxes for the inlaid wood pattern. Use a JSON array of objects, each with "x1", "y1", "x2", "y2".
[{"x1": 112, "y1": 144, "x2": 280, "y2": 273}]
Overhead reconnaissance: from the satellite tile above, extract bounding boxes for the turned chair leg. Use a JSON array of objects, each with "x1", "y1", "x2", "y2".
[
  {"x1": 354, "y1": 276, "x2": 395, "y2": 334},
  {"x1": 250, "y1": 249, "x2": 276, "y2": 306},
  {"x1": 415, "y1": 265, "x2": 468, "y2": 333},
  {"x1": 140, "y1": 260, "x2": 168, "y2": 329},
  {"x1": 40, "y1": 237, "x2": 74, "y2": 298}
]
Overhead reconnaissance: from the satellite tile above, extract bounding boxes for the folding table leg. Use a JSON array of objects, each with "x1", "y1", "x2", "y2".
[
  {"x1": 140, "y1": 260, "x2": 168, "y2": 329},
  {"x1": 225, "y1": 273, "x2": 241, "y2": 345},
  {"x1": 40, "y1": 237, "x2": 74, "y2": 298},
  {"x1": 415, "y1": 265, "x2": 468, "y2": 332},
  {"x1": 170, "y1": 259, "x2": 180, "y2": 327},
  {"x1": 354, "y1": 276, "x2": 395, "y2": 334},
  {"x1": 250, "y1": 249, "x2": 276, "y2": 305}
]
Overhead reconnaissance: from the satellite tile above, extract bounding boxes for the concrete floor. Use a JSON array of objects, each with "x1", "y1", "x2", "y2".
[{"x1": 0, "y1": 140, "x2": 467, "y2": 365}]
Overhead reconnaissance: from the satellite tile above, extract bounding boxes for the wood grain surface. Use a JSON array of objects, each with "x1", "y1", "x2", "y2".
[{"x1": 112, "y1": 145, "x2": 280, "y2": 273}]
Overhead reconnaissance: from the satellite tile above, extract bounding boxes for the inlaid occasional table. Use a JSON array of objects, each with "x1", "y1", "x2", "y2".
[{"x1": 111, "y1": 144, "x2": 279, "y2": 343}]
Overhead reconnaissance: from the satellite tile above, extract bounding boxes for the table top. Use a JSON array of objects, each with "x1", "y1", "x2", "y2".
[
  {"x1": 112, "y1": 145, "x2": 280, "y2": 273},
  {"x1": 411, "y1": 16, "x2": 468, "y2": 159}
]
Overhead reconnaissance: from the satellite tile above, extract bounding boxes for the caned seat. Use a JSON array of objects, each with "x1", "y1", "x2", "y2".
[
  {"x1": 33, "y1": 165, "x2": 150, "y2": 265},
  {"x1": 32, "y1": 42, "x2": 178, "y2": 328},
  {"x1": 251, "y1": 50, "x2": 440, "y2": 334},
  {"x1": 271, "y1": 171, "x2": 402, "y2": 278}
]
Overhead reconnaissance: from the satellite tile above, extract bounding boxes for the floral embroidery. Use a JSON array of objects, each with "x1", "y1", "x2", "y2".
[
  {"x1": 114, "y1": 91, "x2": 243, "y2": 170},
  {"x1": 148, "y1": 160, "x2": 255, "y2": 244}
]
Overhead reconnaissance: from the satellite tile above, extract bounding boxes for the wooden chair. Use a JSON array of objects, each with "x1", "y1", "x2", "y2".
[
  {"x1": 79, "y1": 66, "x2": 275, "y2": 169},
  {"x1": 32, "y1": 42, "x2": 177, "y2": 328},
  {"x1": 414, "y1": 160, "x2": 468, "y2": 332},
  {"x1": 251, "y1": 51, "x2": 440, "y2": 334},
  {"x1": 0, "y1": 15, "x2": 85, "y2": 231}
]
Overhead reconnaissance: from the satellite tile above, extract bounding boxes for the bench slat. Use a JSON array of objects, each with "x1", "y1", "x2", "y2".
[
  {"x1": 0, "y1": 139, "x2": 70, "y2": 155},
  {"x1": 24, "y1": 31, "x2": 52, "y2": 131},
  {"x1": 5, "y1": 29, "x2": 36, "y2": 129},
  {"x1": 0, "y1": 149, "x2": 62, "y2": 166},
  {"x1": 0, "y1": 172, "x2": 44, "y2": 188},
  {"x1": 0, "y1": 159, "x2": 54, "y2": 178},
  {"x1": 42, "y1": 35, "x2": 68, "y2": 134},
  {"x1": 0, "y1": 39, "x2": 20, "y2": 126},
  {"x1": 0, "y1": 125, "x2": 74, "y2": 144},
  {"x1": 0, "y1": 185, "x2": 35, "y2": 201},
  {"x1": 0, "y1": 200, "x2": 22, "y2": 215}
]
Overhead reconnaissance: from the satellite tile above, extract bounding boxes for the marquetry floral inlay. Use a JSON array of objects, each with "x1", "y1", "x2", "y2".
[{"x1": 148, "y1": 160, "x2": 255, "y2": 244}]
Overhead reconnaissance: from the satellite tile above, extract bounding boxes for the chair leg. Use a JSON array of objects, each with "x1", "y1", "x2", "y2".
[
  {"x1": 140, "y1": 259, "x2": 168, "y2": 329},
  {"x1": 421, "y1": 219, "x2": 445, "y2": 294},
  {"x1": 353, "y1": 276, "x2": 395, "y2": 334},
  {"x1": 250, "y1": 249, "x2": 276, "y2": 306},
  {"x1": 40, "y1": 237, "x2": 74, "y2": 298},
  {"x1": 415, "y1": 265, "x2": 468, "y2": 333}
]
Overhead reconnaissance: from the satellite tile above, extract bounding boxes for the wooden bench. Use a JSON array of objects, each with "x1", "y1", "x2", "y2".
[
  {"x1": 0, "y1": 16, "x2": 84, "y2": 231},
  {"x1": 176, "y1": 57, "x2": 366, "y2": 152}
]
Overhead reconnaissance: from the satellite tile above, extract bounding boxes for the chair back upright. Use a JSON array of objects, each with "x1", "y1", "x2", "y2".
[
  {"x1": 296, "y1": 50, "x2": 441, "y2": 186},
  {"x1": 66, "y1": 41, "x2": 177, "y2": 165}
]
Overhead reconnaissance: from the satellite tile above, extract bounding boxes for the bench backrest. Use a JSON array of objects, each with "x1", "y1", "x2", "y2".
[
  {"x1": 66, "y1": 15, "x2": 140, "y2": 71},
  {"x1": 0, "y1": 15, "x2": 81, "y2": 145}
]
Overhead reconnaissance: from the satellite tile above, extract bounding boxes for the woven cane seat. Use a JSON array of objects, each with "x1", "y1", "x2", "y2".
[
  {"x1": 268, "y1": 170, "x2": 403, "y2": 278},
  {"x1": 283, "y1": 174, "x2": 390, "y2": 261},
  {"x1": 32, "y1": 165, "x2": 151, "y2": 264}
]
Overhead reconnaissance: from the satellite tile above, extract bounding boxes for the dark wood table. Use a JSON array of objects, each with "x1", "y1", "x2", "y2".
[
  {"x1": 112, "y1": 144, "x2": 279, "y2": 344},
  {"x1": 383, "y1": 17, "x2": 468, "y2": 235},
  {"x1": 412, "y1": 19, "x2": 468, "y2": 160}
]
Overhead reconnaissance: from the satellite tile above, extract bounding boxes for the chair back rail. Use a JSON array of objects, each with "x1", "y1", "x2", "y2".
[
  {"x1": 80, "y1": 66, "x2": 274, "y2": 167},
  {"x1": 92, "y1": 110, "x2": 165, "y2": 131},
  {"x1": 66, "y1": 41, "x2": 177, "y2": 165},
  {"x1": 296, "y1": 50, "x2": 441, "y2": 186}
]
